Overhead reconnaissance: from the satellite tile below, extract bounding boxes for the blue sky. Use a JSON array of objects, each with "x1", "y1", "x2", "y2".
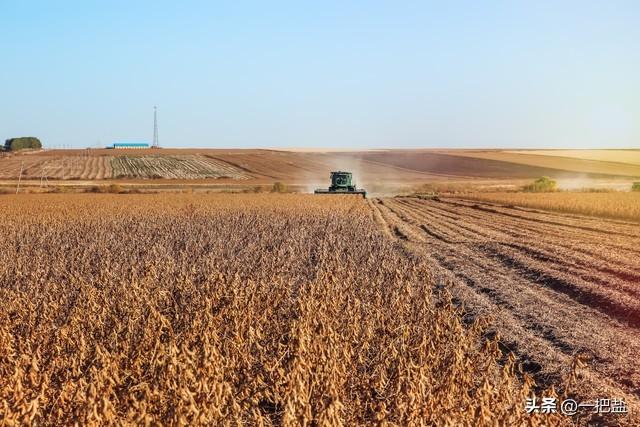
[{"x1": 1, "y1": 1, "x2": 638, "y2": 149}]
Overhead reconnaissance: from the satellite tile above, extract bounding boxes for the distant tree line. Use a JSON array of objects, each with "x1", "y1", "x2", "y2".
[{"x1": 3, "y1": 137, "x2": 42, "y2": 151}]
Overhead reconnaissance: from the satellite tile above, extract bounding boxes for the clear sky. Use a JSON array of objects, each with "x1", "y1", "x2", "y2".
[{"x1": 1, "y1": 1, "x2": 638, "y2": 149}]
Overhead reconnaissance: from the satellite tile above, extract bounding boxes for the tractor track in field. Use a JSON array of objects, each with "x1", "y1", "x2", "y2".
[{"x1": 370, "y1": 196, "x2": 640, "y2": 406}]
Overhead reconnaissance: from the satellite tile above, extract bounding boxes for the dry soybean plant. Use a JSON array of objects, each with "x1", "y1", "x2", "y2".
[
  {"x1": 462, "y1": 192, "x2": 640, "y2": 222},
  {"x1": 0, "y1": 194, "x2": 568, "y2": 426}
]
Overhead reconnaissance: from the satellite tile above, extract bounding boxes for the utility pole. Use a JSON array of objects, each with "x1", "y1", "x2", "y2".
[
  {"x1": 40, "y1": 164, "x2": 50, "y2": 188},
  {"x1": 16, "y1": 161, "x2": 24, "y2": 194}
]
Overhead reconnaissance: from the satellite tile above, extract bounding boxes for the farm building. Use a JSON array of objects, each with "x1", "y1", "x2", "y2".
[{"x1": 109, "y1": 142, "x2": 150, "y2": 149}]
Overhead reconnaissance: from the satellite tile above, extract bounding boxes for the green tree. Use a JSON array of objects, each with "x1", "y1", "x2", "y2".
[{"x1": 4, "y1": 137, "x2": 42, "y2": 151}]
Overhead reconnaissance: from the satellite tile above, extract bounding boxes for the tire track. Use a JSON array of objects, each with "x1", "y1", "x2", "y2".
[
  {"x1": 446, "y1": 198, "x2": 640, "y2": 239},
  {"x1": 372, "y1": 197, "x2": 640, "y2": 404},
  {"x1": 394, "y1": 198, "x2": 640, "y2": 292},
  {"x1": 388, "y1": 198, "x2": 640, "y2": 322},
  {"x1": 386, "y1": 198, "x2": 640, "y2": 314},
  {"x1": 404, "y1": 197, "x2": 640, "y2": 267}
]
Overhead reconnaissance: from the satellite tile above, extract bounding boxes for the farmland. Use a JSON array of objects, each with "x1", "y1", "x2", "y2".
[
  {"x1": 0, "y1": 153, "x2": 249, "y2": 181},
  {"x1": 510, "y1": 150, "x2": 640, "y2": 166},
  {"x1": 0, "y1": 149, "x2": 451, "y2": 188},
  {"x1": 1, "y1": 149, "x2": 639, "y2": 194},
  {"x1": 111, "y1": 155, "x2": 250, "y2": 179},
  {"x1": 461, "y1": 192, "x2": 640, "y2": 222},
  {"x1": 0, "y1": 194, "x2": 574, "y2": 426},
  {"x1": 372, "y1": 196, "x2": 640, "y2": 422},
  {"x1": 437, "y1": 150, "x2": 640, "y2": 178},
  {"x1": 0, "y1": 154, "x2": 113, "y2": 180}
]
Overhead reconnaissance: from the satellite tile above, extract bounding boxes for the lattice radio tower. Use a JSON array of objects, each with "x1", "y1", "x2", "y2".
[{"x1": 152, "y1": 106, "x2": 159, "y2": 148}]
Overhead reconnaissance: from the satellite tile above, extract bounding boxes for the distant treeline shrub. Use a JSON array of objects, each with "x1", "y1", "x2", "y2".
[
  {"x1": 632, "y1": 182, "x2": 640, "y2": 192},
  {"x1": 271, "y1": 181, "x2": 288, "y2": 193},
  {"x1": 88, "y1": 184, "x2": 124, "y2": 194},
  {"x1": 242, "y1": 185, "x2": 264, "y2": 193},
  {"x1": 523, "y1": 176, "x2": 557, "y2": 193},
  {"x1": 4, "y1": 137, "x2": 42, "y2": 151}
]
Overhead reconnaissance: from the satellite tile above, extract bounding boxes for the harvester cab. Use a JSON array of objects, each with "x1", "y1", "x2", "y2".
[{"x1": 314, "y1": 171, "x2": 366, "y2": 198}]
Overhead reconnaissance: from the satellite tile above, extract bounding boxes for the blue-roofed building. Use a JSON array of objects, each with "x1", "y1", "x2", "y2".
[{"x1": 109, "y1": 142, "x2": 150, "y2": 149}]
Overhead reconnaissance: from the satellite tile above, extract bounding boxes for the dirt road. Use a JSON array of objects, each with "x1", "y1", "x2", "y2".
[{"x1": 370, "y1": 196, "x2": 640, "y2": 408}]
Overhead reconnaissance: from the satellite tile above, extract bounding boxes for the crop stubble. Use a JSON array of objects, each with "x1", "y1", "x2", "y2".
[
  {"x1": 110, "y1": 155, "x2": 250, "y2": 180},
  {"x1": 372, "y1": 196, "x2": 640, "y2": 423},
  {"x1": 0, "y1": 154, "x2": 248, "y2": 181}
]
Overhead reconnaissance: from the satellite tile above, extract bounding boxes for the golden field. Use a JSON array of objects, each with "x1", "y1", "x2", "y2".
[
  {"x1": 461, "y1": 192, "x2": 640, "y2": 222},
  {"x1": 0, "y1": 194, "x2": 573, "y2": 426}
]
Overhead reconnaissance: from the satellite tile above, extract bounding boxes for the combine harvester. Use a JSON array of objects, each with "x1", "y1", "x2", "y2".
[{"x1": 314, "y1": 171, "x2": 366, "y2": 198}]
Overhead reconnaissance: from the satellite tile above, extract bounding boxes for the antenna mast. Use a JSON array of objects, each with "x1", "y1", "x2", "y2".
[{"x1": 152, "y1": 106, "x2": 159, "y2": 148}]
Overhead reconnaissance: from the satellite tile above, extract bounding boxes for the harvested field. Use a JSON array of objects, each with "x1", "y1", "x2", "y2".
[
  {"x1": 4, "y1": 149, "x2": 638, "y2": 189},
  {"x1": 0, "y1": 150, "x2": 447, "y2": 185},
  {"x1": 0, "y1": 153, "x2": 251, "y2": 181},
  {"x1": 0, "y1": 156, "x2": 47, "y2": 179},
  {"x1": 371, "y1": 196, "x2": 640, "y2": 424},
  {"x1": 111, "y1": 155, "x2": 250, "y2": 179},
  {"x1": 207, "y1": 150, "x2": 440, "y2": 184},
  {"x1": 0, "y1": 194, "x2": 571, "y2": 426},
  {"x1": 442, "y1": 150, "x2": 640, "y2": 177},
  {"x1": 462, "y1": 192, "x2": 640, "y2": 222},
  {"x1": 39, "y1": 156, "x2": 113, "y2": 180},
  {"x1": 347, "y1": 150, "x2": 640, "y2": 179},
  {"x1": 510, "y1": 150, "x2": 640, "y2": 167},
  {"x1": 0, "y1": 155, "x2": 113, "y2": 180}
]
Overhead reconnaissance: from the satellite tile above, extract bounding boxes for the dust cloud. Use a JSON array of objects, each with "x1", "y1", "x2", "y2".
[{"x1": 556, "y1": 175, "x2": 634, "y2": 191}]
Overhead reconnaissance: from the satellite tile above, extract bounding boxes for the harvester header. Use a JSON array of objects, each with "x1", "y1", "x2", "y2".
[{"x1": 314, "y1": 171, "x2": 366, "y2": 198}]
